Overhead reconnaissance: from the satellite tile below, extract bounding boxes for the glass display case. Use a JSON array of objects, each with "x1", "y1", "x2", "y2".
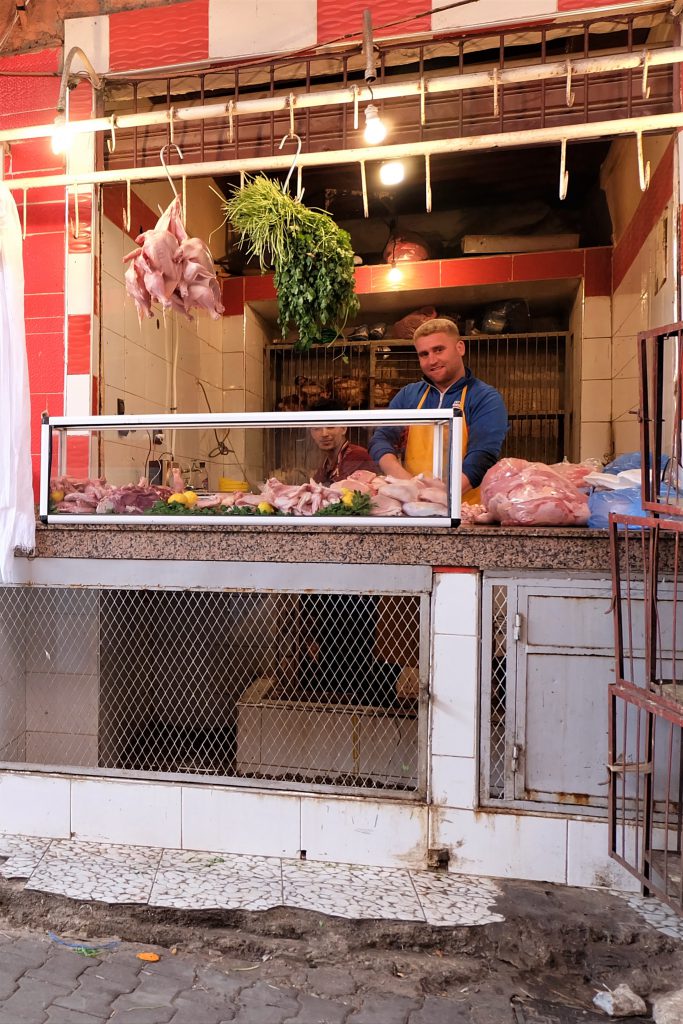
[{"x1": 40, "y1": 409, "x2": 463, "y2": 527}]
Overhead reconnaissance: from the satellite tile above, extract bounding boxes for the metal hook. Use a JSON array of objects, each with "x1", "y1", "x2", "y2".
[
  {"x1": 279, "y1": 132, "x2": 303, "y2": 198},
  {"x1": 419, "y1": 77, "x2": 426, "y2": 126},
  {"x1": 168, "y1": 105, "x2": 176, "y2": 146},
  {"x1": 642, "y1": 49, "x2": 651, "y2": 100},
  {"x1": 288, "y1": 93, "x2": 296, "y2": 137},
  {"x1": 353, "y1": 85, "x2": 359, "y2": 131},
  {"x1": 227, "y1": 99, "x2": 234, "y2": 145},
  {"x1": 106, "y1": 114, "x2": 116, "y2": 154},
  {"x1": 492, "y1": 67, "x2": 499, "y2": 117},
  {"x1": 160, "y1": 141, "x2": 183, "y2": 200},
  {"x1": 425, "y1": 153, "x2": 432, "y2": 213},
  {"x1": 0, "y1": 142, "x2": 12, "y2": 180},
  {"x1": 182, "y1": 175, "x2": 187, "y2": 224},
  {"x1": 360, "y1": 161, "x2": 369, "y2": 219},
  {"x1": 566, "y1": 61, "x2": 575, "y2": 108},
  {"x1": 636, "y1": 131, "x2": 651, "y2": 191},
  {"x1": 559, "y1": 139, "x2": 569, "y2": 200},
  {"x1": 22, "y1": 187, "x2": 27, "y2": 240},
  {"x1": 123, "y1": 178, "x2": 131, "y2": 234}
]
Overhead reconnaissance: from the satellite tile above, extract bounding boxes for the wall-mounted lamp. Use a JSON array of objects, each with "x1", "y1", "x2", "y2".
[
  {"x1": 52, "y1": 46, "x2": 103, "y2": 155},
  {"x1": 379, "y1": 160, "x2": 404, "y2": 186},
  {"x1": 387, "y1": 261, "x2": 403, "y2": 284}
]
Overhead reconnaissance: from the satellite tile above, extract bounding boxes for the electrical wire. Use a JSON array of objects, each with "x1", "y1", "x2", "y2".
[{"x1": 196, "y1": 379, "x2": 249, "y2": 482}]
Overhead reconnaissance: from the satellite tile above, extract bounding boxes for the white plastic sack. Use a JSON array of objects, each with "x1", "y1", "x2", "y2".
[{"x1": 0, "y1": 183, "x2": 35, "y2": 580}]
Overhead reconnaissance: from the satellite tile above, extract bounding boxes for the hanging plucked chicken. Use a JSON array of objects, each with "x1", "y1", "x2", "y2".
[{"x1": 123, "y1": 197, "x2": 224, "y2": 321}]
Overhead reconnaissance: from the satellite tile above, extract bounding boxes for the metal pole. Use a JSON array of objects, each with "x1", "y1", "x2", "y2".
[{"x1": 6, "y1": 109, "x2": 683, "y2": 193}]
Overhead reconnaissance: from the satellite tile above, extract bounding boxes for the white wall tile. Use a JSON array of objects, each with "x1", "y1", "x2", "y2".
[
  {"x1": 581, "y1": 338, "x2": 611, "y2": 381},
  {"x1": 71, "y1": 779, "x2": 182, "y2": 847},
  {"x1": 431, "y1": 754, "x2": 477, "y2": 809},
  {"x1": 432, "y1": 0, "x2": 554, "y2": 31},
  {"x1": 432, "y1": 572, "x2": 479, "y2": 637},
  {"x1": 301, "y1": 796, "x2": 427, "y2": 868},
  {"x1": 567, "y1": 819, "x2": 639, "y2": 891},
  {"x1": 431, "y1": 807, "x2": 567, "y2": 883},
  {"x1": 583, "y1": 296, "x2": 611, "y2": 339},
  {"x1": 65, "y1": 374, "x2": 91, "y2": 417},
  {"x1": 431, "y1": 634, "x2": 478, "y2": 758},
  {"x1": 209, "y1": 0, "x2": 316, "y2": 60},
  {"x1": 66, "y1": 254, "x2": 93, "y2": 316},
  {"x1": 26, "y1": 673, "x2": 98, "y2": 735},
  {"x1": 63, "y1": 15, "x2": 110, "y2": 74},
  {"x1": 25, "y1": 731, "x2": 97, "y2": 768},
  {"x1": 182, "y1": 786, "x2": 301, "y2": 857},
  {"x1": 0, "y1": 772, "x2": 71, "y2": 838}
]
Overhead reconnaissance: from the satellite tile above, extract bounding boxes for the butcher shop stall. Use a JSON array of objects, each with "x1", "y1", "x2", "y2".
[{"x1": 1, "y1": 1, "x2": 682, "y2": 897}]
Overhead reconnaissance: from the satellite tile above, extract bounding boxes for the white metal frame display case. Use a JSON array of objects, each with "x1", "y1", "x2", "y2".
[{"x1": 40, "y1": 409, "x2": 463, "y2": 527}]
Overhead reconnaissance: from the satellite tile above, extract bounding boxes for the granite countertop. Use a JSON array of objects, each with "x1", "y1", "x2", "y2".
[{"x1": 30, "y1": 521, "x2": 615, "y2": 572}]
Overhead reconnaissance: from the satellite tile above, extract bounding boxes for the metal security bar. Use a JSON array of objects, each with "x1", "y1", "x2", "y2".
[
  {"x1": 0, "y1": 584, "x2": 429, "y2": 796},
  {"x1": 639, "y1": 322, "x2": 683, "y2": 517},
  {"x1": 480, "y1": 582, "x2": 509, "y2": 801},
  {"x1": 268, "y1": 334, "x2": 567, "y2": 470},
  {"x1": 609, "y1": 514, "x2": 683, "y2": 913}
]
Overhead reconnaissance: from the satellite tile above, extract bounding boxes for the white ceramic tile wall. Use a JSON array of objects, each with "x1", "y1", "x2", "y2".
[
  {"x1": 25, "y1": 673, "x2": 98, "y2": 736},
  {"x1": 25, "y1": 732, "x2": 98, "y2": 768},
  {"x1": 300, "y1": 796, "x2": 427, "y2": 868},
  {"x1": 430, "y1": 634, "x2": 478, "y2": 758},
  {"x1": 431, "y1": 807, "x2": 568, "y2": 883},
  {"x1": 71, "y1": 779, "x2": 182, "y2": 847},
  {"x1": 430, "y1": 754, "x2": 477, "y2": 810},
  {"x1": 432, "y1": 572, "x2": 479, "y2": 637},
  {"x1": 182, "y1": 786, "x2": 301, "y2": 857},
  {"x1": 0, "y1": 773, "x2": 71, "y2": 838},
  {"x1": 566, "y1": 819, "x2": 639, "y2": 891}
]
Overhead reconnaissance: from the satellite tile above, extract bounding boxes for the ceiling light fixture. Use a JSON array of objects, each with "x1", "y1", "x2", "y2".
[
  {"x1": 361, "y1": 10, "x2": 387, "y2": 146},
  {"x1": 379, "y1": 160, "x2": 404, "y2": 186},
  {"x1": 387, "y1": 260, "x2": 403, "y2": 284},
  {"x1": 364, "y1": 98, "x2": 387, "y2": 146},
  {"x1": 52, "y1": 46, "x2": 103, "y2": 156}
]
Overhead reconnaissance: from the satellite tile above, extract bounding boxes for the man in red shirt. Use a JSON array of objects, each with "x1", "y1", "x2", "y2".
[{"x1": 309, "y1": 401, "x2": 377, "y2": 486}]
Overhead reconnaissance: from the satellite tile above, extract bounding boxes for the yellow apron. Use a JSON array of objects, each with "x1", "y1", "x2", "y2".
[{"x1": 404, "y1": 384, "x2": 481, "y2": 505}]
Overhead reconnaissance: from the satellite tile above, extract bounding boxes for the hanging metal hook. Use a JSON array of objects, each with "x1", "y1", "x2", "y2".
[
  {"x1": 21, "y1": 187, "x2": 27, "y2": 240},
  {"x1": 566, "y1": 61, "x2": 575, "y2": 108},
  {"x1": 168, "y1": 105, "x2": 176, "y2": 147},
  {"x1": 353, "y1": 84, "x2": 359, "y2": 131},
  {"x1": 227, "y1": 99, "x2": 235, "y2": 145},
  {"x1": 642, "y1": 49, "x2": 651, "y2": 100},
  {"x1": 492, "y1": 67, "x2": 500, "y2": 117},
  {"x1": 288, "y1": 93, "x2": 296, "y2": 137},
  {"x1": 360, "y1": 160, "x2": 369, "y2": 219},
  {"x1": 123, "y1": 178, "x2": 131, "y2": 234},
  {"x1": 559, "y1": 139, "x2": 569, "y2": 200},
  {"x1": 182, "y1": 175, "x2": 187, "y2": 224},
  {"x1": 160, "y1": 141, "x2": 183, "y2": 200},
  {"x1": 425, "y1": 153, "x2": 432, "y2": 213},
  {"x1": 636, "y1": 131, "x2": 651, "y2": 191},
  {"x1": 106, "y1": 114, "x2": 116, "y2": 154},
  {"x1": 0, "y1": 142, "x2": 12, "y2": 180},
  {"x1": 279, "y1": 132, "x2": 303, "y2": 199}
]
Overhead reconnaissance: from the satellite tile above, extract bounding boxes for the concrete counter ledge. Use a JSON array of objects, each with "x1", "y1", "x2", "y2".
[{"x1": 27, "y1": 522, "x2": 615, "y2": 572}]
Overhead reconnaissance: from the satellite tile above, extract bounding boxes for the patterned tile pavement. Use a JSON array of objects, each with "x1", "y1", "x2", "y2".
[{"x1": 1, "y1": 832, "x2": 682, "y2": 938}]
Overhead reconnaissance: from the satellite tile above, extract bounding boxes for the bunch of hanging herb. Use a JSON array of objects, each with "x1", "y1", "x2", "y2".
[{"x1": 225, "y1": 176, "x2": 359, "y2": 350}]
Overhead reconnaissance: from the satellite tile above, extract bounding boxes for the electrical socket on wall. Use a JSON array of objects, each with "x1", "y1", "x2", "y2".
[{"x1": 117, "y1": 398, "x2": 129, "y2": 437}]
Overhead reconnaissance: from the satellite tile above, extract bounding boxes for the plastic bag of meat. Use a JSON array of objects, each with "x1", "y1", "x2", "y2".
[
  {"x1": 392, "y1": 306, "x2": 437, "y2": 340},
  {"x1": 550, "y1": 458, "x2": 602, "y2": 491},
  {"x1": 480, "y1": 458, "x2": 589, "y2": 527}
]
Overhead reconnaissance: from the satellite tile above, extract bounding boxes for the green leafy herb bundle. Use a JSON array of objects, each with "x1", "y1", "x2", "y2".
[{"x1": 225, "y1": 176, "x2": 359, "y2": 350}]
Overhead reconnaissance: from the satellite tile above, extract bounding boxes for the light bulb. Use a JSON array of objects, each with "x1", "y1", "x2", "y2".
[
  {"x1": 379, "y1": 160, "x2": 404, "y2": 186},
  {"x1": 51, "y1": 113, "x2": 71, "y2": 155},
  {"x1": 363, "y1": 103, "x2": 387, "y2": 145},
  {"x1": 387, "y1": 263, "x2": 403, "y2": 284}
]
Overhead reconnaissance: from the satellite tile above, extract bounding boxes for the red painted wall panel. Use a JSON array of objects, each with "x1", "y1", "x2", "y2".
[
  {"x1": 317, "y1": 0, "x2": 429, "y2": 44},
  {"x1": 109, "y1": 0, "x2": 209, "y2": 71},
  {"x1": 613, "y1": 139, "x2": 674, "y2": 291}
]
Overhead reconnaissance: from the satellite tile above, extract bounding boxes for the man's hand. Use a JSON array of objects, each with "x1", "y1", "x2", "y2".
[{"x1": 378, "y1": 454, "x2": 412, "y2": 480}]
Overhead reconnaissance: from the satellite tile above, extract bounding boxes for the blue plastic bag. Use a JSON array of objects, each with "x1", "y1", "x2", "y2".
[
  {"x1": 587, "y1": 487, "x2": 645, "y2": 528},
  {"x1": 604, "y1": 451, "x2": 669, "y2": 475}
]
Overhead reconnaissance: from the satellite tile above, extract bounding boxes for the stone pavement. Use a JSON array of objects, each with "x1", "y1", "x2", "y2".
[{"x1": 0, "y1": 930, "x2": 478, "y2": 1024}]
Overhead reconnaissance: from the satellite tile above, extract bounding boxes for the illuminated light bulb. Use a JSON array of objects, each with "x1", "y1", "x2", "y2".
[
  {"x1": 387, "y1": 262, "x2": 403, "y2": 284},
  {"x1": 363, "y1": 103, "x2": 387, "y2": 145},
  {"x1": 51, "y1": 113, "x2": 72, "y2": 155},
  {"x1": 379, "y1": 160, "x2": 404, "y2": 186}
]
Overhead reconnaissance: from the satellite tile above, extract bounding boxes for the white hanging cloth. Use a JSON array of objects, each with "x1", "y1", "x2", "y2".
[{"x1": 0, "y1": 182, "x2": 35, "y2": 581}]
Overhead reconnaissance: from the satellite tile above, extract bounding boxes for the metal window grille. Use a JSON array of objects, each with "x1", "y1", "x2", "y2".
[
  {"x1": 480, "y1": 583, "x2": 509, "y2": 802},
  {"x1": 0, "y1": 585, "x2": 427, "y2": 795},
  {"x1": 609, "y1": 515, "x2": 683, "y2": 913},
  {"x1": 267, "y1": 334, "x2": 567, "y2": 479}
]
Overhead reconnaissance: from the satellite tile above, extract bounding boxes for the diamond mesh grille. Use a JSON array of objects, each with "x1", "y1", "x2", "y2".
[
  {"x1": 0, "y1": 585, "x2": 424, "y2": 792},
  {"x1": 488, "y1": 585, "x2": 508, "y2": 799}
]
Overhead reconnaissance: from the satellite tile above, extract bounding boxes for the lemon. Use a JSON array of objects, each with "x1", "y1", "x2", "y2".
[
  {"x1": 183, "y1": 490, "x2": 198, "y2": 507},
  {"x1": 168, "y1": 493, "x2": 187, "y2": 505},
  {"x1": 341, "y1": 490, "x2": 354, "y2": 508},
  {"x1": 257, "y1": 501, "x2": 275, "y2": 514},
  {"x1": 50, "y1": 489, "x2": 65, "y2": 503}
]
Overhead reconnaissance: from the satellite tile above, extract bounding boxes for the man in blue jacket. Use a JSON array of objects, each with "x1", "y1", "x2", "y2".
[{"x1": 368, "y1": 318, "x2": 508, "y2": 503}]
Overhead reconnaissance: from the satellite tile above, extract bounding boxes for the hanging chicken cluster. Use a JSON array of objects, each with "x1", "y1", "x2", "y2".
[{"x1": 123, "y1": 197, "x2": 224, "y2": 321}]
